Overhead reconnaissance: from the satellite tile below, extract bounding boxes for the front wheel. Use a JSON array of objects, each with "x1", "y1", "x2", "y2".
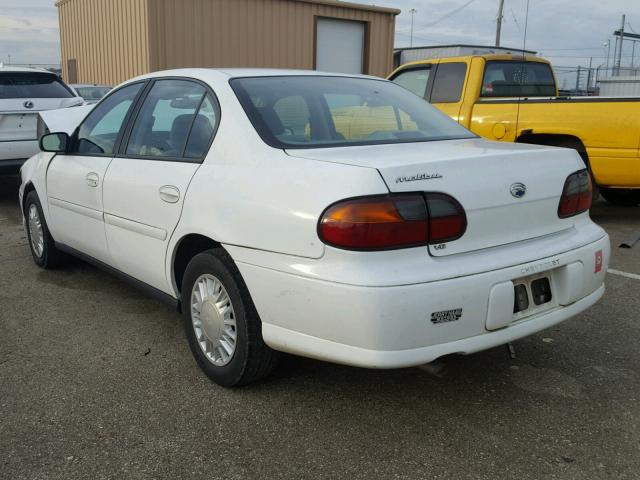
[
  {"x1": 599, "y1": 188, "x2": 640, "y2": 206},
  {"x1": 181, "y1": 248, "x2": 279, "y2": 387},
  {"x1": 24, "y1": 191, "x2": 68, "y2": 268}
]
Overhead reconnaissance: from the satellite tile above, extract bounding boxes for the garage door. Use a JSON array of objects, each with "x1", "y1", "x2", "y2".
[{"x1": 315, "y1": 18, "x2": 365, "y2": 75}]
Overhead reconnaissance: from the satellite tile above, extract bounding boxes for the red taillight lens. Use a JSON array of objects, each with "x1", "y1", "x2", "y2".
[
  {"x1": 425, "y1": 193, "x2": 467, "y2": 243},
  {"x1": 558, "y1": 169, "x2": 592, "y2": 218},
  {"x1": 318, "y1": 193, "x2": 466, "y2": 250}
]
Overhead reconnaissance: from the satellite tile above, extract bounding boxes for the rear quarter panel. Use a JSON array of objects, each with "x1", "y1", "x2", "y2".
[{"x1": 166, "y1": 77, "x2": 388, "y2": 294}]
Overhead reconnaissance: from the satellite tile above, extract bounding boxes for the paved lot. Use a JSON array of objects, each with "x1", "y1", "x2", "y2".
[{"x1": 1, "y1": 173, "x2": 639, "y2": 480}]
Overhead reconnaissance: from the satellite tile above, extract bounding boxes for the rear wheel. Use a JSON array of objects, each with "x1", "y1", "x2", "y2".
[
  {"x1": 599, "y1": 188, "x2": 640, "y2": 206},
  {"x1": 24, "y1": 191, "x2": 68, "y2": 268},
  {"x1": 181, "y1": 248, "x2": 279, "y2": 387}
]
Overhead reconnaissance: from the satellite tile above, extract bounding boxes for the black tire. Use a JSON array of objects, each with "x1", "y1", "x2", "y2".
[
  {"x1": 24, "y1": 190, "x2": 68, "y2": 268},
  {"x1": 599, "y1": 188, "x2": 640, "y2": 207},
  {"x1": 181, "y1": 248, "x2": 279, "y2": 387}
]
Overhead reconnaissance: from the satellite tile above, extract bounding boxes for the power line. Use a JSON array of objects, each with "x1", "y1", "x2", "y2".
[
  {"x1": 394, "y1": 30, "x2": 447, "y2": 45},
  {"x1": 410, "y1": 0, "x2": 479, "y2": 32},
  {"x1": 508, "y1": 2, "x2": 522, "y2": 34}
]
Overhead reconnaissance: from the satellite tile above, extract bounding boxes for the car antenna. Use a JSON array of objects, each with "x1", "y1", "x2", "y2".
[{"x1": 515, "y1": 0, "x2": 531, "y2": 123}]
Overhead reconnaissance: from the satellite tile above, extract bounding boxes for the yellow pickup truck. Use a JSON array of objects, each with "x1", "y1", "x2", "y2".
[{"x1": 389, "y1": 54, "x2": 640, "y2": 206}]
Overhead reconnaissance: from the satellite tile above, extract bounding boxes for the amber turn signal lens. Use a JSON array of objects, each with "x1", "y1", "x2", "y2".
[{"x1": 318, "y1": 194, "x2": 428, "y2": 250}]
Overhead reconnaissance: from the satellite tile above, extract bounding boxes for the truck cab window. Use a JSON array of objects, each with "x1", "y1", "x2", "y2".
[
  {"x1": 481, "y1": 61, "x2": 556, "y2": 97},
  {"x1": 391, "y1": 68, "x2": 431, "y2": 98},
  {"x1": 430, "y1": 62, "x2": 467, "y2": 103}
]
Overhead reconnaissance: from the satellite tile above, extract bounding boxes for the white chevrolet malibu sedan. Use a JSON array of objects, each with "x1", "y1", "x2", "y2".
[{"x1": 19, "y1": 69, "x2": 609, "y2": 386}]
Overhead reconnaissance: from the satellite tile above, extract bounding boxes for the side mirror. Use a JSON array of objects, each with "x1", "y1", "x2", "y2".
[{"x1": 40, "y1": 132, "x2": 70, "y2": 153}]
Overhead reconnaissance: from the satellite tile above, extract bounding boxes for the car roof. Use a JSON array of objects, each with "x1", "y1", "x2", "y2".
[{"x1": 129, "y1": 68, "x2": 382, "y2": 83}]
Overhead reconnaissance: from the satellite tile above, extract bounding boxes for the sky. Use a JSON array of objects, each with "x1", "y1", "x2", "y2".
[{"x1": 0, "y1": 0, "x2": 638, "y2": 83}]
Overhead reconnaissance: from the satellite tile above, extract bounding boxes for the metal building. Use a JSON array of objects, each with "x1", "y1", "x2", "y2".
[
  {"x1": 56, "y1": 0, "x2": 399, "y2": 85},
  {"x1": 598, "y1": 75, "x2": 640, "y2": 97},
  {"x1": 393, "y1": 44, "x2": 537, "y2": 69}
]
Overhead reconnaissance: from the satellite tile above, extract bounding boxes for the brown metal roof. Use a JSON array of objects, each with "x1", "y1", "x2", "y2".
[
  {"x1": 293, "y1": 0, "x2": 400, "y2": 14},
  {"x1": 56, "y1": 0, "x2": 401, "y2": 14}
]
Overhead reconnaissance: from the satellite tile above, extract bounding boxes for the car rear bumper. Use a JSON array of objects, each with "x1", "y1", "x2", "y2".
[
  {"x1": 0, "y1": 139, "x2": 38, "y2": 164},
  {"x1": 261, "y1": 285, "x2": 604, "y2": 368},
  {"x1": 236, "y1": 233, "x2": 610, "y2": 368}
]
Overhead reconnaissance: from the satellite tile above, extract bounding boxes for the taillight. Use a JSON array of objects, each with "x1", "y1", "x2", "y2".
[
  {"x1": 558, "y1": 169, "x2": 592, "y2": 218},
  {"x1": 318, "y1": 193, "x2": 466, "y2": 250},
  {"x1": 425, "y1": 193, "x2": 467, "y2": 243}
]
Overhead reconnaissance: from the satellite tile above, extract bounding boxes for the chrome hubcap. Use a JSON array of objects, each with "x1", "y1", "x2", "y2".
[
  {"x1": 27, "y1": 204, "x2": 44, "y2": 258},
  {"x1": 191, "y1": 274, "x2": 237, "y2": 366}
]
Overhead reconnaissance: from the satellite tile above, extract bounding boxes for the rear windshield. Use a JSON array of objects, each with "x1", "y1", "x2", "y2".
[
  {"x1": 0, "y1": 72, "x2": 75, "y2": 99},
  {"x1": 231, "y1": 76, "x2": 474, "y2": 149},
  {"x1": 481, "y1": 61, "x2": 556, "y2": 97},
  {"x1": 74, "y1": 86, "x2": 112, "y2": 101}
]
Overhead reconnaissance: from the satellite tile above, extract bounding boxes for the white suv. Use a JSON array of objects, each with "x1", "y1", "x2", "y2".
[
  {"x1": 19, "y1": 69, "x2": 609, "y2": 386},
  {"x1": 0, "y1": 66, "x2": 82, "y2": 174}
]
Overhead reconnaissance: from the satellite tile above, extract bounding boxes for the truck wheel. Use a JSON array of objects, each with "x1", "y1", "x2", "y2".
[
  {"x1": 599, "y1": 188, "x2": 640, "y2": 206},
  {"x1": 181, "y1": 248, "x2": 279, "y2": 387},
  {"x1": 24, "y1": 191, "x2": 68, "y2": 268}
]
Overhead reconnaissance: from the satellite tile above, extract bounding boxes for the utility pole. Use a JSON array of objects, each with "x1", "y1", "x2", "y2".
[
  {"x1": 409, "y1": 8, "x2": 417, "y2": 47},
  {"x1": 495, "y1": 0, "x2": 505, "y2": 47},
  {"x1": 632, "y1": 40, "x2": 636, "y2": 69},
  {"x1": 614, "y1": 14, "x2": 625, "y2": 75},
  {"x1": 587, "y1": 57, "x2": 593, "y2": 92},
  {"x1": 604, "y1": 40, "x2": 611, "y2": 72}
]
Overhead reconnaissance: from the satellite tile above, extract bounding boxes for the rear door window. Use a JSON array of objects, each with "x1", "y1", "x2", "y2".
[
  {"x1": 0, "y1": 72, "x2": 74, "y2": 99},
  {"x1": 184, "y1": 94, "x2": 218, "y2": 159},
  {"x1": 391, "y1": 68, "x2": 431, "y2": 98},
  {"x1": 430, "y1": 62, "x2": 467, "y2": 103},
  {"x1": 125, "y1": 80, "x2": 207, "y2": 158},
  {"x1": 481, "y1": 61, "x2": 556, "y2": 97}
]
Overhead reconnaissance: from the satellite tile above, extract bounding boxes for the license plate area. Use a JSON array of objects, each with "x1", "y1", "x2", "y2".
[
  {"x1": 512, "y1": 272, "x2": 558, "y2": 321},
  {"x1": 0, "y1": 113, "x2": 38, "y2": 141}
]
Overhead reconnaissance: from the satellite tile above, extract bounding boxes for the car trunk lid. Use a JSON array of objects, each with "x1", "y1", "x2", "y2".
[{"x1": 286, "y1": 138, "x2": 584, "y2": 256}]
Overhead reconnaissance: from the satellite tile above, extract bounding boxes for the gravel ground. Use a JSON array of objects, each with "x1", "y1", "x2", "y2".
[{"x1": 1, "y1": 174, "x2": 639, "y2": 479}]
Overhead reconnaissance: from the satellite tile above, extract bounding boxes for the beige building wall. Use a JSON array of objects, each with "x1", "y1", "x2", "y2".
[
  {"x1": 148, "y1": 0, "x2": 397, "y2": 77},
  {"x1": 57, "y1": 0, "x2": 398, "y2": 85},
  {"x1": 57, "y1": 0, "x2": 151, "y2": 85}
]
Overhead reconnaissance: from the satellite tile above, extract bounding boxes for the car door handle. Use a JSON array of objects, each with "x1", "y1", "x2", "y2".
[
  {"x1": 86, "y1": 172, "x2": 99, "y2": 187},
  {"x1": 159, "y1": 185, "x2": 180, "y2": 203}
]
